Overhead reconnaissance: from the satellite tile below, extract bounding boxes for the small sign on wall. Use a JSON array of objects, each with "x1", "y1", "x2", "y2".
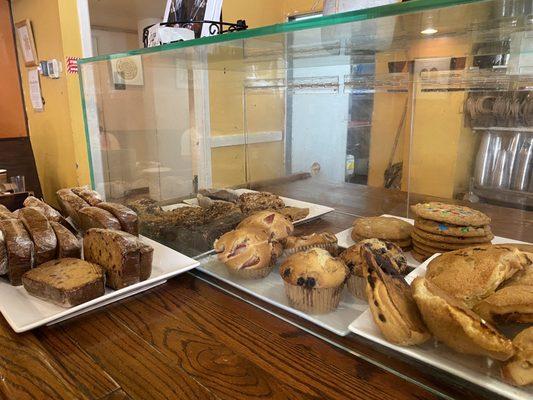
[
  {"x1": 15, "y1": 19, "x2": 38, "y2": 67},
  {"x1": 28, "y1": 68, "x2": 43, "y2": 111}
]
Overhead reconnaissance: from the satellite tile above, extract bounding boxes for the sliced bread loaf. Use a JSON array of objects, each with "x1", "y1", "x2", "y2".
[
  {"x1": 95, "y1": 202, "x2": 138, "y2": 235},
  {"x1": 0, "y1": 219, "x2": 33, "y2": 285},
  {"x1": 50, "y1": 221, "x2": 81, "y2": 259},
  {"x1": 57, "y1": 189, "x2": 90, "y2": 227},
  {"x1": 18, "y1": 207, "x2": 57, "y2": 265},
  {"x1": 22, "y1": 258, "x2": 105, "y2": 307},
  {"x1": 78, "y1": 207, "x2": 121, "y2": 232}
]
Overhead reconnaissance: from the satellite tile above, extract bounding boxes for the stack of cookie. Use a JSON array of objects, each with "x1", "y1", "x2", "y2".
[
  {"x1": 410, "y1": 202, "x2": 493, "y2": 262},
  {"x1": 351, "y1": 216, "x2": 413, "y2": 250}
]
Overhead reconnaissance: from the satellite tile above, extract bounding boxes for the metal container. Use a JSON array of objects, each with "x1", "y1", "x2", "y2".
[
  {"x1": 507, "y1": 132, "x2": 522, "y2": 176},
  {"x1": 491, "y1": 149, "x2": 512, "y2": 189},
  {"x1": 511, "y1": 138, "x2": 533, "y2": 191},
  {"x1": 474, "y1": 132, "x2": 501, "y2": 186}
]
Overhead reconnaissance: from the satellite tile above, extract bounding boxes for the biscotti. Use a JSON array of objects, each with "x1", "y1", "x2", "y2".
[
  {"x1": 57, "y1": 189, "x2": 90, "y2": 227},
  {"x1": 83, "y1": 228, "x2": 153, "y2": 289},
  {"x1": 0, "y1": 204, "x2": 15, "y2": 220},
  {"x1": 18, "y1": 207, "x2": 57, "y2": 265},
  {"x1": 95, "y1": 202, "x2": 138, "y2": 235},
  {"x1": 22, "y1": 258, "x2": 105, "y2": 307},
  {"x1": 50, "y1": 221, "x2": 81, "y2": 259},
  {"x1": 0, "y1": 219, "x2": 33, "y2": 285},
  {"x1": 71, "y1": 186, "x2": 102, "y2": 206},
  {"x1": 78, "y1": 207, "x2": 121, "y2": 232}
]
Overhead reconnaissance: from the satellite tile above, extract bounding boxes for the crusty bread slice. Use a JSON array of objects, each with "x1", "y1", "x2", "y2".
[
  {"x1": 96, "y1": 202, "x2": 138, "y2": 236},
  {"x1": 57, "y1": 189, "x2": 90, "y2": 227},
  {"x1": 71, "y1": 186, "x2": 102, "y2": 206},
  {"x1": 83, "y1": 228, "x2": 153, "y2": 289},
  {"x1": 18, "y1": 207, "x2": 57, "y2": 265},
  {"x1": 501, "y1": 327, "x2": 533, "y2": 386},
  {"x1": 473, "y1": 286, "x2": 533, "y2": 324},
  {"x1": 50, "y1": 221, "x2": 81, "y2": 259},
  {"x1": 78, "y1": 207, "x2": 121, "y2": 233},
  {"x1": 412, "y1": 277, "x2": 514, "y2": 361},
  {"x1": 0, "y1": 219, "x2": 33, "y2": 285},
  {"x1": 361, "y1": 245, "x2": 430, "y2": 346},
  {"x1": 22, "y1": 258, "x2": 104, "y2": 307}
]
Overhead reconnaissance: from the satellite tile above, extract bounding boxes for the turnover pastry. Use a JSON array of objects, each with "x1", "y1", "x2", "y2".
[
  {"x1": 237, "y1": 210, "x2": 294, "y2": 241},
  {"x1": 361, "y1": 243, "x2": 429, "y2": 346},
  {"x1": 214, "y1": 227, "x2": 275, "y2": 279},
  {"x1": 473, "y1": 286, "x2": 533, "y2": 324},
  {"x1": 425, "y1": 245, "x2": 529, "y2": 308},
  {"x1": 412, "y1": 277, "x2": 514, "y2": 361},
  {"x1": 502, "y1": 327, "x2": 533, "y2": 386}
]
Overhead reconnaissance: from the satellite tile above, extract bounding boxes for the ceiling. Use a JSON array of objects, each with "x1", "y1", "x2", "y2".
[{"x1": 89, "y1": 0, "x2": 167, "y2": 31}]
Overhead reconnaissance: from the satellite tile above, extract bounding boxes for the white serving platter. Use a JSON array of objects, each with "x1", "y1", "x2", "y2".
[
  {"x1": 0, "y1": 236, "x2": 199, "y2": 333},
  {"x1": 336, "y1": 214, "x2": 529, "y2": 268},
  {"x1": 199, "y1": 254, "x2": 367, "y2": 336},
  {"x1": 348, "y1": 255, "x2": 533, "y2": 400},
  {"x1": 183, "y1": 188, "x2": 334, "y2": 225}
]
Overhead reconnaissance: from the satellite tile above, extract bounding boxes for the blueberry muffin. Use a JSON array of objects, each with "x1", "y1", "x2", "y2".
[
  {"x1": 237, "y1": 210, "x2": 294, "y2": 242},
  {"x1": 340, "y1": 239, "x2": 408, "y2": 301},
  {"x1": 279, "y1": 248, "x2": 348, "y2": 314},
  {"x1": 214, "y1": 227, "x2": 275, "y2": 279}
]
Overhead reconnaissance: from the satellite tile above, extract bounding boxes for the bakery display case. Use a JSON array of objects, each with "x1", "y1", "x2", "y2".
[{"x1": 79, "y1": 1, "x2": 533, "y2": 399}]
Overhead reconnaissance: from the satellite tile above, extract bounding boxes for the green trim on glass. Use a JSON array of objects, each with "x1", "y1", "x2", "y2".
[
  {"x1": 79, "y1": 0, "x2": 484, "y2": 65},
  {"x1": 78, "y1": 68, "x2": 96, "y2": 189}
]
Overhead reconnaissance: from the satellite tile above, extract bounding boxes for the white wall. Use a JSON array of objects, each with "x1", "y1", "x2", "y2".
[{"x1": 91, "y1": 29, "x2": 138, "y2": 56}]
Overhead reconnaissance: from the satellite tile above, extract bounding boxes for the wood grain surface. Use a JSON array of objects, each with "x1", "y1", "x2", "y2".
[{"x1": 0, "y1": 181, "x2": 528, "y2": 399}]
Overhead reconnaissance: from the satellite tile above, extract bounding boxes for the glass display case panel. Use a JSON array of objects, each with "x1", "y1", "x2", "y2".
[{"x1": 80, "y1": 1, "x2": 533, "y2": 398}]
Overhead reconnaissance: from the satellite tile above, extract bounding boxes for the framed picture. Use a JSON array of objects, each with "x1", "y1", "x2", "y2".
[
  {"x1": 110, "y1": 56, "x2": 144, "y2": 87},
  {"x1": 15, "y1": 19, "x2": 38, "y2": 67}
]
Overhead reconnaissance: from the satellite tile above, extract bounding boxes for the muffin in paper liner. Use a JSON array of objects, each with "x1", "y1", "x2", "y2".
[
  {"x1": 283, "y1": 282, "x2": 344, "y2": 314},
  {"x1": 346, "y1": 274, "x2": 367, "y2": 300}
]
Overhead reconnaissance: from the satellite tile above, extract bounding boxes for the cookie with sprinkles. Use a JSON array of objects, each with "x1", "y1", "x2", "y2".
[
  {"x1": 411, "y1": 202, "x2": 490, "y2": 227},
  {"x1": 414, "y1": 217, "x2": 491, "y2": 238}
]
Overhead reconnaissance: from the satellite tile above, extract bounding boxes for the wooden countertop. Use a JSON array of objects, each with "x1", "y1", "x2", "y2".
[{"x1": 0, "y1": 181, "x2": 530, "y2": 399}]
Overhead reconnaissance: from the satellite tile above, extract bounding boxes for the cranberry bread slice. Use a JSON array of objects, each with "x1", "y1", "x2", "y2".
[
  {"x1": 22, "y1": 258, "x2": 105, "y2": 307},
  {"x1": 0, "y1": 204, "x2": 15, "y2": 220},
  {"x1": 71, "y1": 186, "x2": 102, "y2": 206},
  {"x1": 50, "y1": 221, "x2": 81, "y2": 259},
  {"x1": 23, "y1": 196, "x2": 62, "y2": 221},
  {"x1": 83, "y1": 228, "x2": 153, "y2": 289},
  {"x1": 96, "y1": 202, "x2": 138, "y2": 236},
  {"x1": 139, "y1": 242, "x2": 154, "y2": 281},
  {"x1": 18, "y1": 207, "x2": 57, "y2": 265},
  {"x1": 0, "y1": 219, "x2": 33, "y2": 285},
  {"x1": 78, "y1": 207, "x2": 121, "y2": 233},
  {"x1": 57, "y1": 189, "x2": 90, "y2": 227}
]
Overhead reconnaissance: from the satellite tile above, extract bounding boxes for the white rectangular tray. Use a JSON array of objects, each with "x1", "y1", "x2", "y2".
[
  {"x1": 0, "y1": 236, "x2": 199, "y2": 332},
  {"x1": 181, "y1": 188, "x2": 334, "y2": 225},
  {"x1": 199, "y1": 254, "x2": 367, "y2": 336},
  {"x1": 336, "y1": 214, "x2": 529, "y2": 268},
  {"x1": 348, "y1": 256, "x2": 533, "y2": 400}
]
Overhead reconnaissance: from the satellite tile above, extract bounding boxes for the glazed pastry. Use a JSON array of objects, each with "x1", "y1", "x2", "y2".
[
  {"x1": 412, "y1": 277, "x2": 514, "y2": 361},
  {"x1": 473, "y1": 286, "x2": 533, "y2": 324},
  {"x1": 425, "y1": 245, "x2": 529, "y2": 308},
  {"x1": 411, "y1": 202, "x2": 491, "y2": 227},
  {"x1": 502, "y1": 327, "x2": 533, "y2": 386},
  {"x1": 361, "y1": 243, "x2": 429, "y2": 346},
  {"x1": 341, "y1": 239, "x2": 407, "y2": 300},
  {"x1": 214, "y1": 227, "x2": 275, "y2": 279},
  {"x1": 284, "y1": 232, "x2": 338, "y2": 255},
  {"x1": 237, "y1": 192, "x2": 285, "y2": 215},
  {"x1": 237, "y1": 210, "x2": 294, "y2": 241},
  {"x1": 279, "y1": 248, "x2": 348, "y2": 314}
]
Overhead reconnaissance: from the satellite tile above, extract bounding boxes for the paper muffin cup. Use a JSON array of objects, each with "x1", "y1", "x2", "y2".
[
  {"x1": 283, "y1": 282, "x2": 344, "y2": 314},
  {"x1": 227, "y1": 263, "x2": 274, "y2": 280},
  {"x1": 346, "y1": 274, "x2": 367, "y2": 301}
]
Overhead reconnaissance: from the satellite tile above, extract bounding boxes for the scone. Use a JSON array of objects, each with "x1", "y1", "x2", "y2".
[
  {"x1": 473, "y1": 286, "x2": 533, "y2": 324},
  {"x1": 361, "y1": 244, "x2": 429, "y2": 346},
  {"x1": 214, "y1": 227, "x2": 275, "y2": 279},
  {"x1": 412, "y1": 277, "x2": 514, "y2": 361},
  {"x1": 279, "y1": 248, "x2": 348, "y2": 314},
  {"x1": 502, "y1": 327, "x2": 533, "y2": 386},
  {"x1": 284, "y1": 232, "x2": 338, "y2": 255},
  {"x1": 341, "y1": 239, "x2": 407, "y2": 300},
  {"x1": 425, "y1": 245, "x2": 529, "y2": 308},
  {"x1": 237, "y1": 210, "x2": 294, "y2": 242}
]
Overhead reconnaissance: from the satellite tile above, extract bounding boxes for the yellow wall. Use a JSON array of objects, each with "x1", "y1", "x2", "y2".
[{"x1": 11, "y1": 0, "x2": 89, "y2": 206}]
